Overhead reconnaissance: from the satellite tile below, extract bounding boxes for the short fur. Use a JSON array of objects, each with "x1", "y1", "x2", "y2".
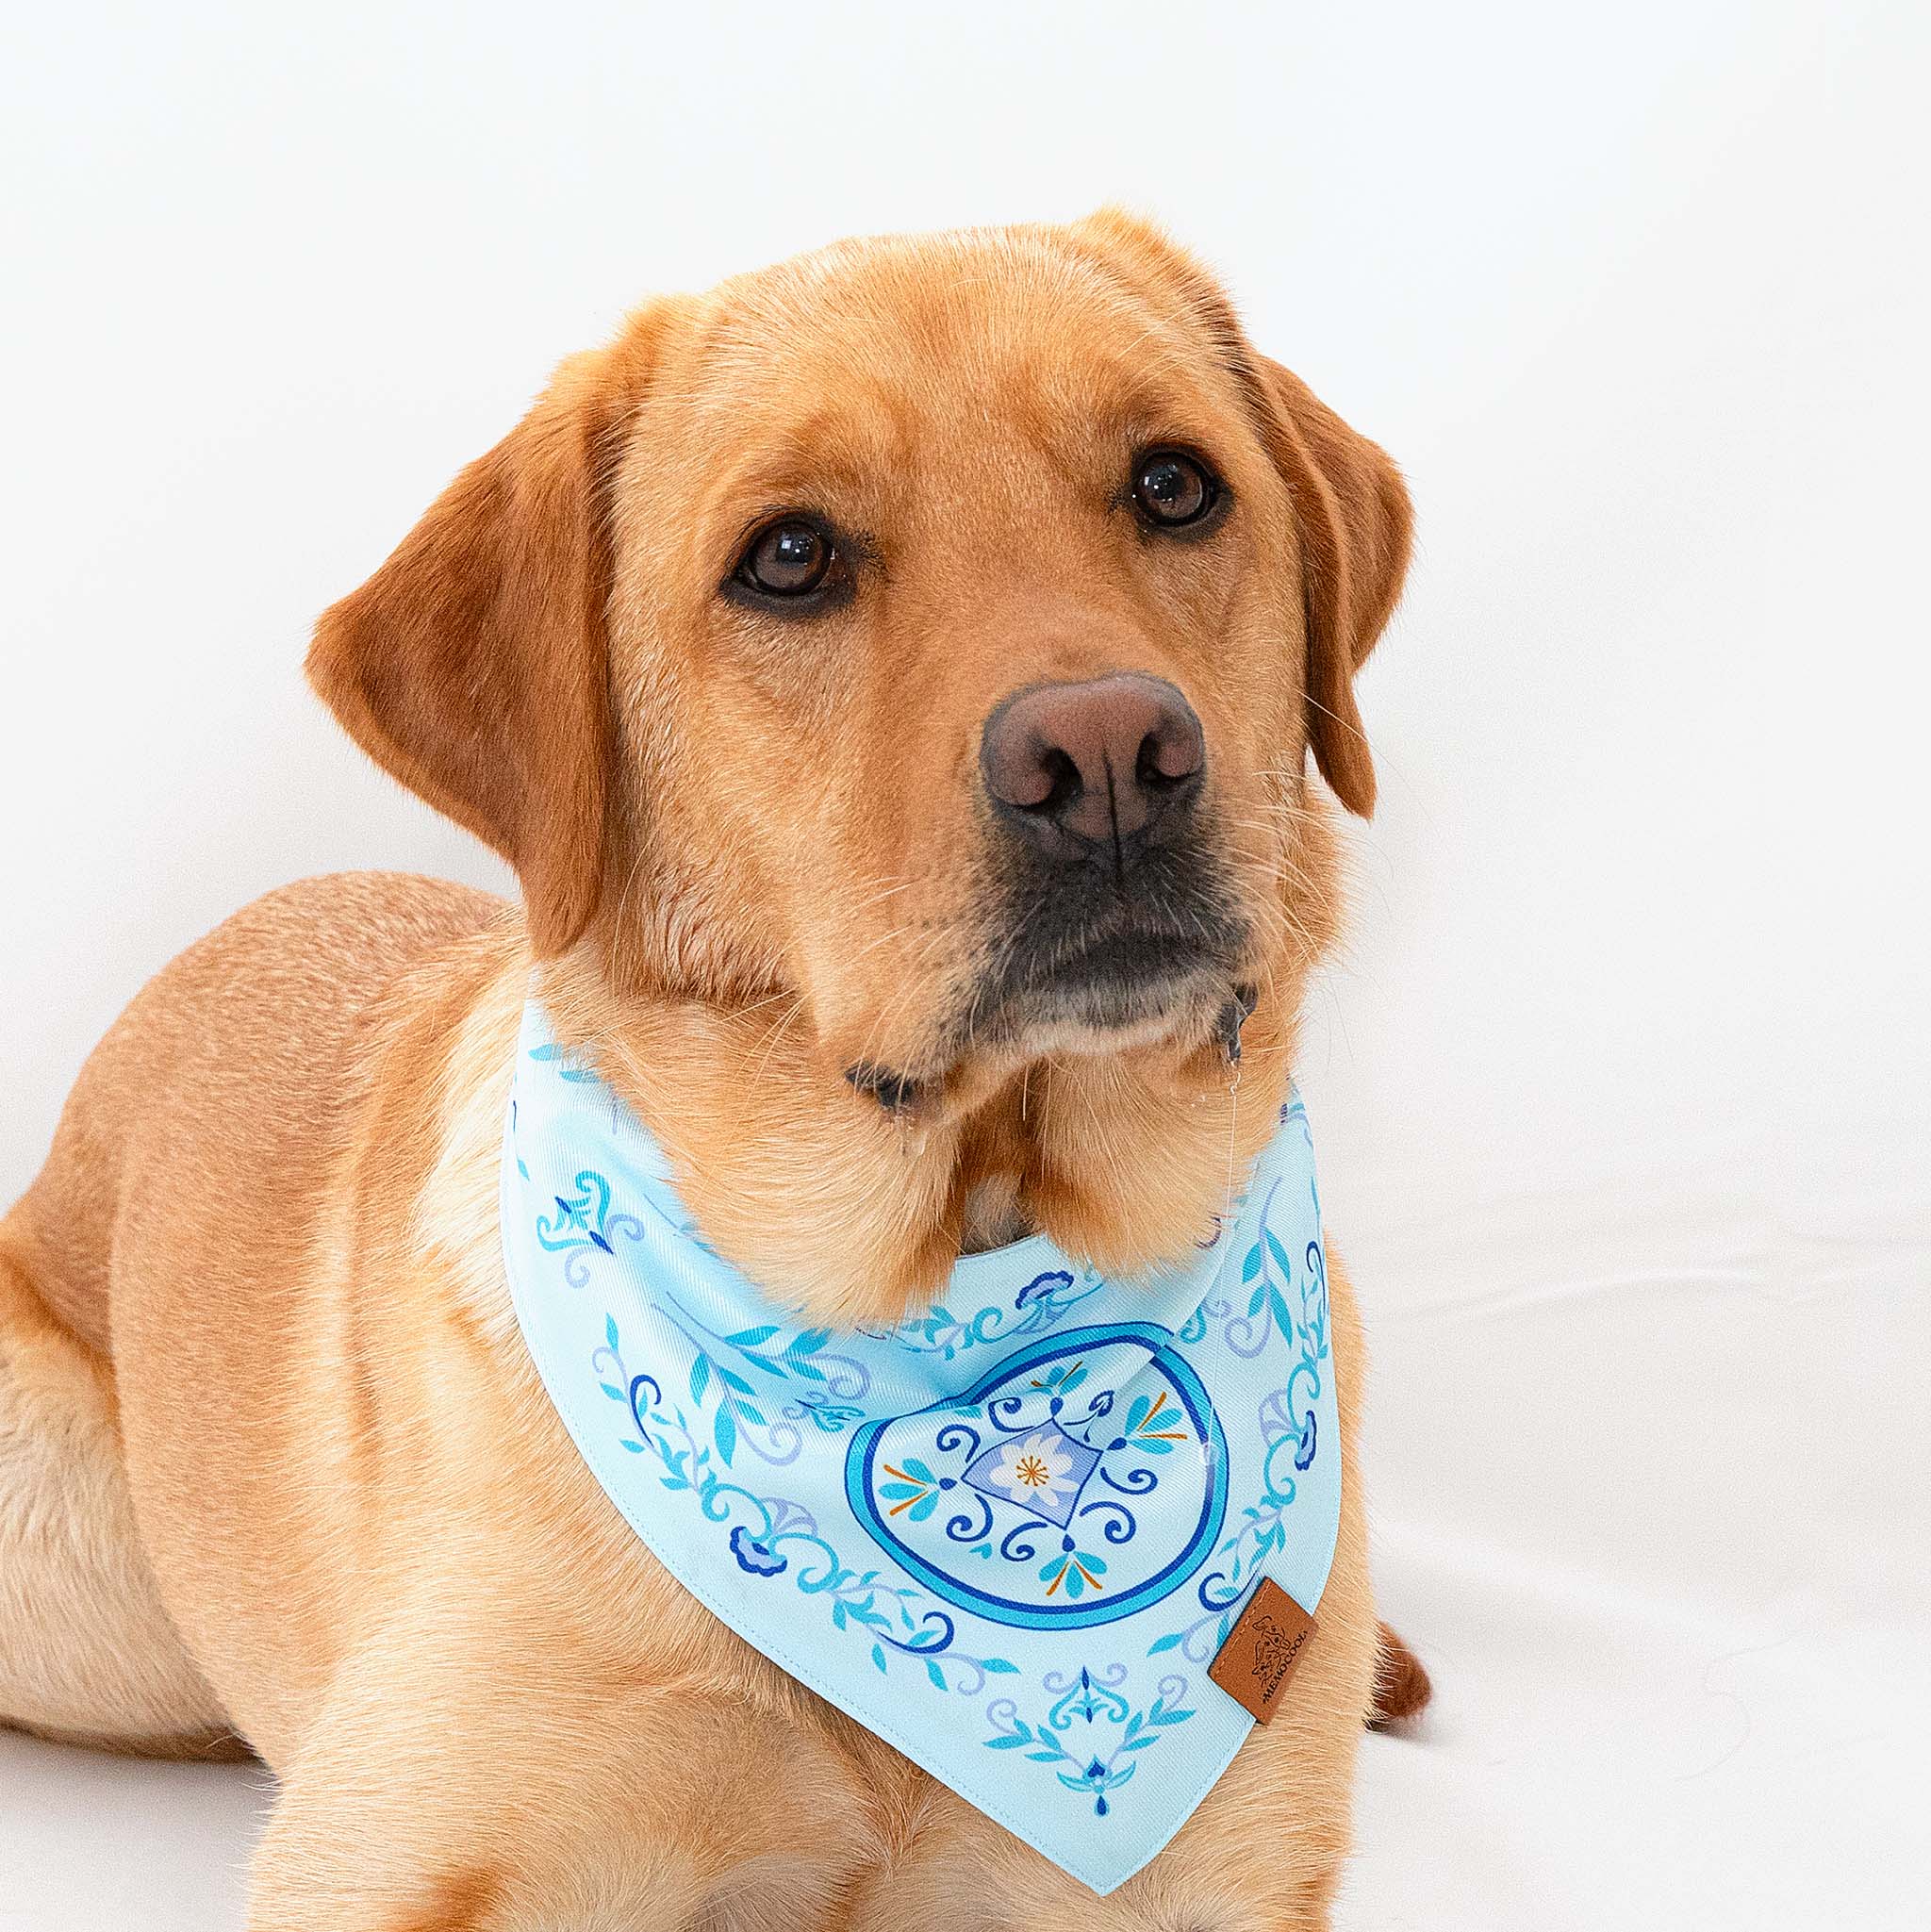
[{"x1": 2, "y1": 212, "x2": 1424, "y2": 1929}]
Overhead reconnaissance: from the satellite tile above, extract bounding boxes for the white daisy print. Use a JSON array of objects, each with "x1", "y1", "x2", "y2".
[{"x1": 986, "y1": 1428, "x2": 1081, "y2": 1515}]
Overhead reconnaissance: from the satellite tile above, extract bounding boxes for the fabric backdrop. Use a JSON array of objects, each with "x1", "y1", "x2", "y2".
[{"x1": 3, "y1": 3, "x2": 1925, "y2": 1926}]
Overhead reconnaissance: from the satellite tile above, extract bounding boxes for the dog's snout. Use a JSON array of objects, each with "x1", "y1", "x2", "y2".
[{"x1": 980, "y1": 673, "x2": 1205, "y2": 850}]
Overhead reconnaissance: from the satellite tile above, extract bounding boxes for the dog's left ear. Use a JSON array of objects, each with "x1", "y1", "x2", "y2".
[
  {"x1": 1246, "y1": 357, "x2": 1411, "y2": 818},
  {"x1": 307, "y1": 331, "x2": 654, "y2": 956},
  {"x1": 1065, "y1": 209, "x2": 1411, "y2": 817}
]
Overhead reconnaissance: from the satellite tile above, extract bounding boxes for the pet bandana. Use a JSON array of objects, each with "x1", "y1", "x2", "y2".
[{"x1": 501, "y1": 999, "x2": 1342, "y2": 1896}]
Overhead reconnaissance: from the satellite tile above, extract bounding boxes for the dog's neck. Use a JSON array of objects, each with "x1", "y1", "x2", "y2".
[
  {"x1": 530, "y1": 956, "x2": 1301, "y2": 1328},
  {"x1": 958, "y1": 1170, "x2": 1030, "y2": 1253}
]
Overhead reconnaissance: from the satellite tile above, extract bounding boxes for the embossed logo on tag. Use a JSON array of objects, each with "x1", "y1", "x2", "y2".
[{"x1": 1207, "y1": 1577, "x2": 1316, "y2": 1723}]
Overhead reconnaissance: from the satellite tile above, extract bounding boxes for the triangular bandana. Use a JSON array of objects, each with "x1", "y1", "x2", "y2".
[{"x1": 501, "y1": 999, "x2": 1342, "y2": 1895}]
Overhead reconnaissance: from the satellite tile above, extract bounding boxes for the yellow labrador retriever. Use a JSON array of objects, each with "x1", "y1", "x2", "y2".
[{"x1": 0, "y1": 210, "x2": 1426, "y2": 1929}]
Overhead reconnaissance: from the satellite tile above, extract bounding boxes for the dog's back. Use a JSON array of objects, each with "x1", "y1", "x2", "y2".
[{"x1": 0, "y1": 871, "x2": 503, "y2": 1752}]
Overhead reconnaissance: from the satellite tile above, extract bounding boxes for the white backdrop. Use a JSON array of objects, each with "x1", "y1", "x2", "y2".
[{"x1": 3, "y1": 4, "x2": 1927, "y2": 1927}]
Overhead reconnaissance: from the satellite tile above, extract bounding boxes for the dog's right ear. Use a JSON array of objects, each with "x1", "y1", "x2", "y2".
[{"x1": 307, "y1": 325, "x2": 657, "y2": 957}]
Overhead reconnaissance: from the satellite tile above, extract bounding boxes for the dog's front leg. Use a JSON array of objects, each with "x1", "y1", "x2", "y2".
[
  {"x1": 243, "y1": 1765, "x2": 621, "y2": 1932},
  {"x1": 242, "y1": 1670, "x2": 878, "y2": 1932},
  {"x1": 245, "y1": 1774, "x2": 843, "y2": 1932},
  {"x1": 247, "y1": 1835, "x2": 507, "y2": 1932}
]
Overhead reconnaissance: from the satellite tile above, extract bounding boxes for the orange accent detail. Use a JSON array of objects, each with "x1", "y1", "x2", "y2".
[{"x1": 882, "y1": 1461, "x2": 930, "y2": 1515}]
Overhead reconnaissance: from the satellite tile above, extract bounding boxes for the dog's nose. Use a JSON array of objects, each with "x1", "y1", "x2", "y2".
[{"x1": 980, "y1": 673, "x2": 1205, "y2": 850}]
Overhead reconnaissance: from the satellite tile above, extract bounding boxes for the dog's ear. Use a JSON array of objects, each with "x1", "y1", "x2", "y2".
[
  {"x1": 1065, "y1": 209, "x2": 1411, "y2": 817},
  {"x1": 1244, "y1": 357, "x2": 1411, "y2": 817},
  {"x1": 307, "y1": 336, "x2": 649, "y2": 956}
]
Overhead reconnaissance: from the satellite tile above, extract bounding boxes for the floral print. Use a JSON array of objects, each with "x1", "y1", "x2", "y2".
[
  {"x1": 848, "y1": 1329, "x2": 1224, "y2": 1631},
  {"x1": 1038, "y1": 1544, "x2": 1109, "y2": 1600},
  {"x1": 506, "y1": 1007, "x2": 1338, "y2": 1897},
  {"x1": 729, "y1": 1526, "x2": 788, "y2": 1576},
  {"x1": 979, "y1": 1428, "x2": 1087, "y2": 1515},
  {"x1": 866, "y1": 1267, "x2": 1103, "y2": 1359}
]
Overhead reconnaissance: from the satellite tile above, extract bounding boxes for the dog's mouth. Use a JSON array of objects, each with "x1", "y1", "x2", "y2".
[
  {"x1": 974, "y1": 921, "x2": 1240, "y2": 1046},
  {"x1": 842, "y1": 843, "x2": 1253, "y2": 1113},
  {"x1": 848, "y1": 920, "x2": 1244, "y2": 1112},
  {"x1": 963, "y1": 835, "x2": 1252, "y2": 1055}
]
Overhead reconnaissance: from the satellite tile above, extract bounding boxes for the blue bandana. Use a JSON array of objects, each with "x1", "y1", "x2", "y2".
[{"x1": 501, "y1": 999, "x2": 1341, "y2": 1896}]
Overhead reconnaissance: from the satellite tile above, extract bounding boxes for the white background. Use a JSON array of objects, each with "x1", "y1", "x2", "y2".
[{"x1": 4, "y1": 3, "x2": 1927, "y2": 1926}]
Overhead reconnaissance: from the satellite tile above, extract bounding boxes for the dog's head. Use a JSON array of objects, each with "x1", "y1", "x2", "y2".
[{"x1": 311, "y1": 211, "x2": 1409, "y2": 1316}]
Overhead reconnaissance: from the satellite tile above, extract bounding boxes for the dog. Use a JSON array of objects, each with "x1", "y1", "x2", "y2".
[{"x1": 0, "y1": 209, "x2": 1428, "y2": 1929}]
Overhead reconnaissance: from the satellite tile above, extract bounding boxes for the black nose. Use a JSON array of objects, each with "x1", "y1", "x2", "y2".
[{"x1": 980, "y1": 674, "x2": 1205, "y2": 853}]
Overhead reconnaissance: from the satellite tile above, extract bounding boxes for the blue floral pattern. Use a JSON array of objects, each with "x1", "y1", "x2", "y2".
[
  {"x1": 860, "y1": 1265, "x2": 1105, "y2": 1358},
  {"x1": 535, "y1": 1169, "x2": 643, "y2": 1287},
  {"x1": 503, "y1": 1005, "x2": 1339, "y2": 1898},
  {"x1": 843, "y1": 1325, "x2": 1229, "y2": 1630},
  {"x1": 984, "y1": 1666, "x2": 1197, "y2": 1815}
]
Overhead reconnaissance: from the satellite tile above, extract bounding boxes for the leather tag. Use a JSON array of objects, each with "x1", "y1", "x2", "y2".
[{"x1": 1207, "y1": 1577, "x2": 1316, "y2": 1724}]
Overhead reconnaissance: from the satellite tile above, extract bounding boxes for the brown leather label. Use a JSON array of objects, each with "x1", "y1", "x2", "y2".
[{"x1": 1206, "y1": 1577, "x2": 1316, "y2": 1724}]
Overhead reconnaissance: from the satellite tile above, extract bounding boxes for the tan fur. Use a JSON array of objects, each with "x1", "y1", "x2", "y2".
[{"x1": 2, "y1": 213, "x2": 1421, "y2": 1928}]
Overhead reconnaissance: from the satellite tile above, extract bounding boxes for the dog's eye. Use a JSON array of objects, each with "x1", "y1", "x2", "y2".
[
  {"x1": 1131, "y1": 450, "x2": 1220, "y2": 529},
  {"x1": 736, "y1": 519, "x2": 835, "y2": 598}
]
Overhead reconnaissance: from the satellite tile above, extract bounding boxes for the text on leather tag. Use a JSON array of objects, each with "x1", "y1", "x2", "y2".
[{"x1": 1207, "y1": 1577, "x2": 1316, "y2": 1724}]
